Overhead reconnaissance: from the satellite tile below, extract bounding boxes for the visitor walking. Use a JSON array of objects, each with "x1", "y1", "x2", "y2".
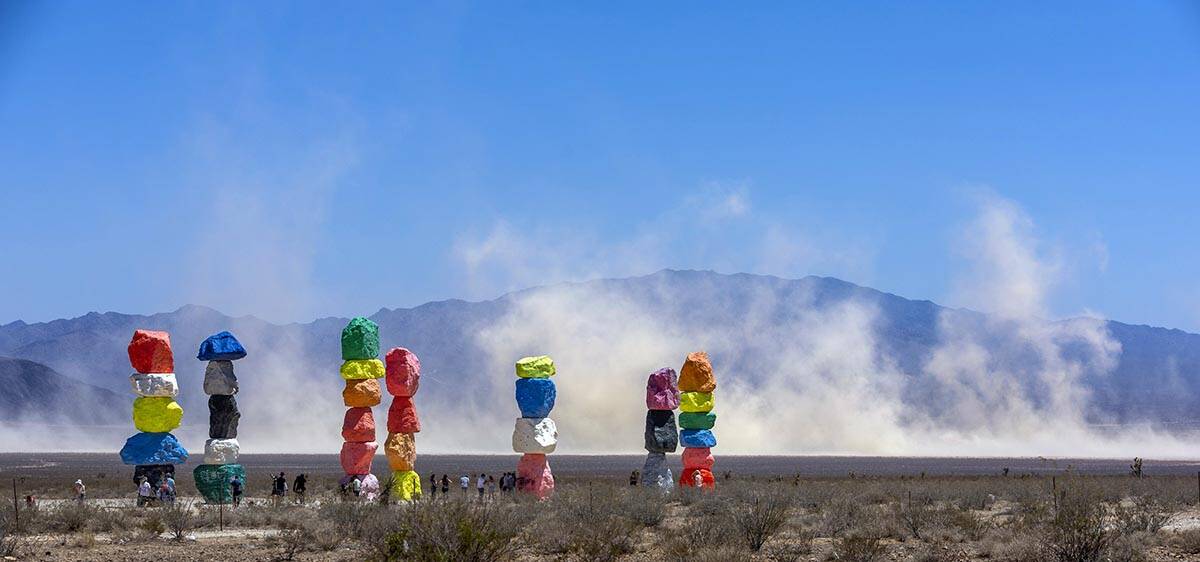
[
  {"x1": 73, "y1": 479, "x2": 86, "y2": 503},
  {"x1": 440, "y1": 474, "x2": 450, "y2": 495},
  {"x1": 476, "y1": 473, "x2": 486, "y2": 499},
  {"x1": 459, "y1": 474, "x2": 469, "y2": 496},
  {"x1": 487, "y1": 475, "x2": 496, "y2": 498},
  {"x1": 293, "y1": 474, "x2": 307, "y2": 503},
  {"x1": 137, "y1": 476, "x2": 154, "y2": 507},
  {"x1": 351, "y1": 477, "x2": 362, "y2": 498},
  {"x1": 271, "y1": 472, "x2": 288, "y2": 506},
  {"x1": 158, "y1": 478, "x2": 174, "y2": 505},
  {"x1": 230, "y1": 475, "x2": 243, "y2": 508},
  {"x1": 629, "y1": 470, "x2": 639, "y2": 486}
]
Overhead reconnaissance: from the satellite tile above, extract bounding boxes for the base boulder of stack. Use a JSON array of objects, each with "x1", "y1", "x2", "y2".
[
  {"x1": 132, "y1": 464, "x2": 176, "y2": 487},
  {"x1": 389, "y1": 470, "x2": 422, "y2": 501},
  {"x1": 641, "y1": 452, "x2": 675, "y2": 491},
  {"x1": 516, "y1": 453, "x2": 554, "y2": 499},
  {"x1": 194, "y1": 463, "x2": 246, "y2": 504},
  {"x1": 680, "y1": 467, "x2": 716, "y2": 488}
]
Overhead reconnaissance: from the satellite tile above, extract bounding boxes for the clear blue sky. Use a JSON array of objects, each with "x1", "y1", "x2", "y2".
[{"x1": 1, "y1": 2, "x2": 1198, "y2": 329}]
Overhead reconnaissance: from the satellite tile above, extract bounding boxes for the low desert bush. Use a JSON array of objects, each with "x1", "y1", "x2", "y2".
[
  {"x1": 727, "y1": 488, "x2": 793, "y2": 551},
  {"x1": 828, "y1": 534, "x2": 886, "y2": 562},
  {"x1": 1112, "y1": 495, "x2": 1178, "y2": 534},
  {"x1": 161, "y1": 500, "x2": 198, "y2": 540},
  {"x1": 1042, "y1": 489, "x2": 1110, "y2": 562},
  {"x1": 1170, "y1": 529, "x2": 1200, "y2": 554},
  {"x1": 379, "y1": 499, "x2": 521, "y2": 562}
]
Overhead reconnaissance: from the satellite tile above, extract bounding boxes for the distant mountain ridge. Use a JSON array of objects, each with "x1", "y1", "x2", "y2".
[
  {"x1": 2, "y1": 269, "x2": 1199, "y2": 429},
  {"x1": 0, "y1": 357, "x2": 126, "y2": 425}
]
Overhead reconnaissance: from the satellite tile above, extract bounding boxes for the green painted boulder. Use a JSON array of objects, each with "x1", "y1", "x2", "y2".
[
  {"x1": 678, "y1": 411, "x2": 717, "y2": 430},
  {"x1": 194, "y1": 463, "x2": 246, "y2": 504},
  {"x1": 341, "y1": 317, "x2": 380, "y2": 360}
]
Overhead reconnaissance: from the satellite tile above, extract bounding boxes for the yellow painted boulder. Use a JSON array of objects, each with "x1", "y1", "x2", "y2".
[
  {"x1": 389, "y1": 470, "x2": 422, "y2": 501},
  {"x1": 132, "y1": 397, "x2": 183, "y2": 432},
  {"x1": 340, "y1": 359, "x2": 385, "y2": 380},
  {"x1": 679, "y1": 392, "x2": 714, "y2": 413},
  {"x1": 515, "y1": 356, "x2": 555, "y2": 378},
  {"x1": 384, "y1": 432, "x2": 416, "y2": 471}
]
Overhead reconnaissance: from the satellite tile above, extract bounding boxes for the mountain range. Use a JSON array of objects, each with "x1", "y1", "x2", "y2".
[{"x1": 2, "y1": 270, "x2": 1199, "y2": 437}]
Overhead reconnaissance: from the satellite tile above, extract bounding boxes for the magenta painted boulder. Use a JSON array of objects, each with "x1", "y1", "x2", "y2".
[
  {"x1": 339, "y1": 441, "x2": 378, "y2": 475},
  {"x1": 516, "y1": 453, "x2": 554, "y2": 499},
  {"x1": 682, "y1": 447, "x2": 715, "y2": 470},
  {"x1": 646, "y1": 367, "x2": 680, "y2": 410},
  {"x1": 385, "y1": 347, "x2": 421, "y2": 397},
  {"x1": 342, "y1": 407, "x2": 376, "y2": 443}
]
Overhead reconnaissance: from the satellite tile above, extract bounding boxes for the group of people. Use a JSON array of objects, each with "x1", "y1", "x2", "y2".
[
  {"x1": 270, "y1": 472, "x2": 306, "y2": 505},
  {"x1": 135, "y1": 474, "x2": 177, "y2": 507},
  {"x1": 425, "y1": 472, "x2": 518, "y2": 499}
]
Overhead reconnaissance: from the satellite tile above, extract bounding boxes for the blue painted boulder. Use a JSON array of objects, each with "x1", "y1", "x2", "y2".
[
  {"x1": 515, "y1": 378, "x2": 556, "y2": 418},
  {"x1": 120, "y1": 432, "x2": 189, "y2": 465},
  {"x1": 680, "y1": 429, "x2": 717, "y2": 448},
  {"x1": 197, "y1": 331, "x2": 247, "y2": 361}
]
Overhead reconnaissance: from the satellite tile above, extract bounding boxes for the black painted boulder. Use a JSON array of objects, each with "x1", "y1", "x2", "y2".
[
  {"x1": 132, "y1": 464, "x2": 175, "y2": 488},
  {"x1": 209, "y1": 395, "x2": 241, "y2": 439},
  {"x1": 644, "y1": 410, "x2": 679, "y2": 453}
]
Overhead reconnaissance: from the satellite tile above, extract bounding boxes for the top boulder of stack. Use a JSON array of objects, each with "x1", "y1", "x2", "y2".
[
  {"x1": 197, "y1": 331, "x2": 247, "y2": 361},
  {"x1": 515, "y1": 356, "x2": 555, "y2": 378},
  {"x1": 128, "y1": 330, "x2": 173, "y2": 374},
  {"x1": 679, "y1": 351, "x2": 716, "y2": 393},
  {"x1": 341, "y1": 317, "x2": 380, "y2": 360}
]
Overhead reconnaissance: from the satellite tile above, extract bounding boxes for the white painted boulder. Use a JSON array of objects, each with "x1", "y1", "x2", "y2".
[
  {"x1": 512, "y1": 417, "x2": 557, "y2": 454},
  {"x1": 129, "y1": 373, "x2": 178, "y2": 398},
  {"x1": 203, "y1": 438, "x2": 240, "y2": 464}
]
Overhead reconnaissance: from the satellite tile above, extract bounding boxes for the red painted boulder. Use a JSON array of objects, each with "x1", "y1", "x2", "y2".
[
  {"x1": 682, "y1": 447, "x2": 715, "y2": 470},
  {"x1": 128, "y1": 330, "x2": 173, "y2": 374},
  {"x1": 517, "y1": 453, "x2": 554, "y2": 499},
  {"x1": 385, "y1": 347, "x2": 421, "y2": 397},
  {"x1": 342, "y1": 407, "x2": 376, "y2": 443},
  {"x1": 387, "y1": 396, "x2": 421, "y2": 433},
  {"x1": 340, "y1": 441, "x2": 378, "y2": 475},
  {"x1": 680, "y1": 467, "x2": 716, "y2": 489}
]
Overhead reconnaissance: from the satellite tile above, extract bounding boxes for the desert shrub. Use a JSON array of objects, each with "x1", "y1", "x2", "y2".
[
  {"x1": 1104, "y1": 531, "x2": 1150, "y2": 562},
  {"x1": 819, "y1": 495, "x2": 865, "y2": 537},
  {"x1": 1042, "y1": 490, "x2": 1110, "y2": 562},
  {"x1": 727, "y1": 489, "x2": 792, "y2": 551},
  {"x1": 380, "y1": 499, "x2": 520, "y2": 562},
  {"x1": 620, "y1": 488, "x2": 667, "y2": 527},
  {"x1": 911, "y1": 543, "x2": 970, "y2": 562},
  {"x1": 269, "y1": 526, "x2": 306, "y2": 561},
  {"x1": 138, "y1": 511, "x2": 166, "y2": 538},
  {"x1": 161, "y1": 500, "x2": 198, "y2": 540},
  {"x1": 536, "y1": 487, "x2": 637, "y2": 560},
  {"x1": 1112, "y1": 495, "x2": 1178, "y2": 534},
  {"x1": 893, "y1": 494, "x2": 935, "y2": 539},
  {"x1": 1170, "y1": 529, "x2": 1200, "y2": 554},
  {"x1": 829, "y1": 534, "x2": 886, "y2": 562},
  {"x1": 943, "y1": 506, "x2": 987, "y2": 541},
  {"x1": 765, "y1": 528, "x2": 814, "y2": 561},
  {"x1": 43, "y1": 502, "x2": 96, "y2": 533}
]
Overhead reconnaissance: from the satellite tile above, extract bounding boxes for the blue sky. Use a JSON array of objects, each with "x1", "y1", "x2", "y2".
[{"x1": 1, "y1": 2, "x2": 1198, "y2": 329}]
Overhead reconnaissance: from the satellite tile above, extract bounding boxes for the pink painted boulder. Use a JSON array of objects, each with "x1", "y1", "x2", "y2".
[
  {"x1": 128, "y1": 330, "x2": 174, "y2": 374},
  {"x1": 646, "y1": 367, "x2": 680, "y2": 410},
  {"x1": 517, "y1": 453, "x2": 554, "y2": 499},
  {"x1": 385, "y1": 347, "x2": 421, "y2": 397},
  {"x1": 387, "y1": 396, "x2": 421, "y2": 433},
  {"x1": 682, "y1": 447, "x2": 715, "y2": 470},
  {"x1": 339, "y1": 441, "x2": 378, "y2": 475},
  {"x1": 342, "y1": 407, "x2": 376, "y2": 443}
]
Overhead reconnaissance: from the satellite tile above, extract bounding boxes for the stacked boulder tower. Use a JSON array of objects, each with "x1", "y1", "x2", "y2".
[
  {"x1": 120, "y1": 330, "x2": 188, "y2": 488},
  {"x1": 193, "y1": 331, "x2": 248, "y2": 504},
  {"x1": 678, "y1": 351, "x2": 717, "y2": 489},
  {"x1": 513, "y1": 355, "x2": 557, "y2": 499},
  {"x1": 383, "y1": 347, "x2": 422, "y2": 501},
  {"x1": 642, "y1": 367, "x2": 680, "y2": 491},
  {"x1": 339, "y1": 317, "x2": 384, "y2": 490}
]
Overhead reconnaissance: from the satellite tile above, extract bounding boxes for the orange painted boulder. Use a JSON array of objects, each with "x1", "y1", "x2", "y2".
[
  {"x1": 343, "y1": 378, "x2": 382, "y2": 408},
  {"x1": 383, "y1": 432, "x2": 416, "y2": 471},
  {"x1": 128, "y1": 330, "x2": 173, "y2": 374},
  {"x1": 678, "y1": 351, "x2": 716, "y2": 393},
  {"x1": 342, "y1": 407, "x2": 376, "y2": 442}
]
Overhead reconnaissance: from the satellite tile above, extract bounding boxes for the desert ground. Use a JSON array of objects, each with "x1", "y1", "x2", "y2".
[{"x1": 3, "y1": 454, "x2": 1200, "y2": 561}]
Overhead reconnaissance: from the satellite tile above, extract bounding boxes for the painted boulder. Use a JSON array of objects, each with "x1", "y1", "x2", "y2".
[
  {"x1": 132, "y1": 397, "x2": 183, "y2": 433},
  {"x1": 515, "y1": 378, "x2": 556, "y2": 418},
  {"x1": 644, "y1": 410, "x2": 679, "y2": 453},
  {"x1": 680, "y1": 467, "x2": 716, "y2": 489},
  {"x1": 646, "y1": 367, "x2": 680, "y2": 410},
  {"x1": 120, "y1": 432, "x2": 188, "y2": 465},
  {"x1": 389, "y1": 470, "x2": 422, "y2": 501},
  {"x1": 383, "y1": 431, "x2": 417, "y2": 472},
  {"x1": 340, "y1": 441, "x2": 378, "y2": 475},
  {"x1": 203, "y1": 438, "x2": 240, "y2": 464},
  {"x1": 387, "y1": 396, "x2": 421, "y2": 433},
  {"x1": 128, "y1": 329, "x2": 173, "y2": 374},
  {"x1": 129, "y1": 373, "x2": 178, "y2": 398},
  {"x1": 203, "y1": 361, "x2": 239, "y2": 395},
  {"x1": 343, "y1": 378, "x2": 383, "y2": 407},
  {"x1": 194, "y1": 463, "x2": 246, "y2": 504},
  {"x1": 680, "y1": 429, "x2": 717, "y2": 448},
  {"x1": 678, "y1": 411, "x2": 717, "y2": 430},
  {"x1": 384, "y1": 347, "x2": 421, "y2": 397},
  {"x1": 641, "y1": 452, "x2": 675, "y2": 491},
  {"x1": 132, "y1": 464, "x2": 175, "y2": 487},
  {"x1": 196, "y1": 331, "x2": 247, "y2": 361},
  {"x1": 682, "y1": 447, "x2": 715, "y2": 470},
  {"x1": 512, "y1": 417, "x2": 557, "y2": 454},
  {"x1": 340, "y1": 359, "x2": 385, "y2": 380},
  {"x1": 209, "y1": 395, "x2": 241, "y2": 439},
  {"x1": 517, "y1": 453, "x2": 554, "y2": 499},
  {"x1": 341, "y1": 317, "x2": 380, "y2": 360},
  {"x1": 360, "y1": 473, "x2": 381, "y2": 501},
  {"x1": 679, "y1": 391, "x2": 714, "y2": 413},
  {"x1": 342, "y1": 407, "x2": 377, "y2": 442},
  {"x1": 679, "y1": 351, "x2": 716, "y2": 393},
  {"x1": 515, "y1": 355, "x2": 555, "y2": 378}
]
